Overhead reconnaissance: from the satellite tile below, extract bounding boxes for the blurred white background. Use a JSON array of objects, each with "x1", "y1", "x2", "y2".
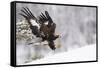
[
  {"x1": 0, "y1": 0, "x2": 99, "y2": 68},
  {"x1": 16, "y1": 2, "x2": 96, "y2": 65}
]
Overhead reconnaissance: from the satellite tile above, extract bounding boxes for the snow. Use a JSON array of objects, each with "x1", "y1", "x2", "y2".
[
  {"x1": 16, "y1": 5, "x2": 96, "y2": 65},
  {"x1": 20, "y1": 44, "x2": 96, "y2": 65},
  {"x1": 16, "y1": 19, "x2": 96, "y2": 65}
]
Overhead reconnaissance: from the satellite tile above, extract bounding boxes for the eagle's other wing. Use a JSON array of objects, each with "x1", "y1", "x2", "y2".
[
  {"x1": 38, "y1": 12, "x2": 48, "y2": 24},
  {"x1": 38, "y1": 11, "x2": 59, "y2": 50},
  {"x1": 38, "y1": 11, "x2": 56, "y2": 35},
  {"x1": 45, "y1": 11, "x2": 53, "y2": 24},
  {"x1": 19, "y1": 7, "x2": 40, "y2": 37}
]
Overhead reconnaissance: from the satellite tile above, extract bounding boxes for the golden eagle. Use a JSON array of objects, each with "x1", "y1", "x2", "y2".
[{"x1": 19, "y1": 7, "x2": 59, "y2": 50}]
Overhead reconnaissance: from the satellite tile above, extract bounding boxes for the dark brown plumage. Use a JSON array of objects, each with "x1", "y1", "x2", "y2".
[
  {"x1": 19, "y1": 7, "x2": 41, "y2": 37},
  {"x1": 19, "y1": 7, "x2": 59, "y2": 50}
]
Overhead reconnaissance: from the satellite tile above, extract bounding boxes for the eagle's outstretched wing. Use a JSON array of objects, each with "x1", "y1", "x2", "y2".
[
  {"x1": 38, "y1": 11, "x2": 59, "y2": 50},
  {"x1": 19, "y1": 7, "x2": 40, "y2": 37}
]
